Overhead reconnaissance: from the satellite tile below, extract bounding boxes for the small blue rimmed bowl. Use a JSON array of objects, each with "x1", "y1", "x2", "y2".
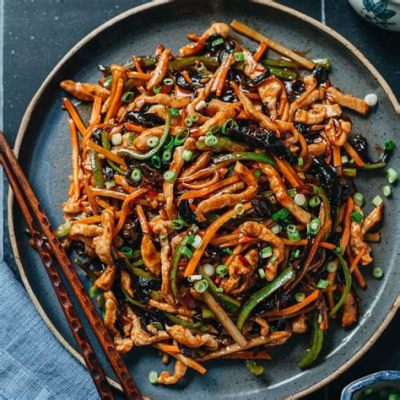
[{"x1": 341, "y1": 371, "x2": 400, "y2": 399}]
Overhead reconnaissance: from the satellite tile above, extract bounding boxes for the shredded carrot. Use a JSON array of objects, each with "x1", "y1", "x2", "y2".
[
  {"x1": 245, "y1": 92, "x2": 261, "y2": 100},
  {"x1": 187, "y1": 33, "x2": 201, "y2": 41},
  {"x1": 262, "y1": 290, "x2": 320, "y2": 317},
  {"x1": 104, "y1": 77, "x2": 124, "y2": 123},
  {"x1": 86, "y1": 140, "x2": 126, "y2": 166},
  {"x1": 212, "y1": 54, "x2": 233, "y2": 97},
  {"x1": 89, "y1": 96, "x2": 102, "y2": 126},
  {"x1": 126, "y1": 71, "x2": 152, "y2": 80},
  {"x1": 350, "y1": 248, "x2": 366, "y2": 273},
  {"x1": 352, "y1": 265, "x2": 367, "y2": 288},
  {"x1": 113, "y1": 189, "x2": 148, "y2": 237},
  {"x1": 253, "y1": 42, "x2": 268, "y2": 62},
  {"x1": 84, "y1": 179, "x2": 99, "y2": 215},
  {"x1": 340, "y1": 196, "x2": 354, "y2": 251},
  {"x1": 333, "y1": 145, "x2": 342, "y2": 175},
  {"x1": 181, "y1": 70, "x2": 192, "y2": 84},
  {"x1": 343, "y1": 141, "x2": 365, "y2": 167},
  {"x1": 91, "y1": 188, "x2": 127, "y2": 200},
  {"x1": 154, "y1": 343, "x2": 180, "y2": 353},
  {"x1": 184, "y1": 203, "x2": 252, "y2": 277},
  {"x1": 153, "y1": 344, "x2": 206, "y2": 374},
  {"x1": 133, "y1": 56, "x2": 143, "y2": 73},
  {"x1": 364, "y1": 232, "x2": 381, "y2": 242},
  {"x1": 95, "y1": 197, "x2": 111, "y2": 209},
  {"x1": 326, "y1": 270, "x2": 337, "y2": 310},
  {"x1": 68, "y1": 118, "x2": 80, "y2": 201},
  {"x1": 136, "y1": 204, "x2": 149, "y2": 234},
  {"x1": 123, "y1": 122, "x2": 146, "y2": 133},
  {"x1": 282, "y1": 239, "x2": 336, "y2": 250},
  {"x1": 273, "y1": 158, "x2": 302, "y2": 187},
  {"x1": 179, "y1": 175, "x2": 240, "y2": 200},
  {"x1": 62, "y1": 98, "x2": 87, "y2": 136}
]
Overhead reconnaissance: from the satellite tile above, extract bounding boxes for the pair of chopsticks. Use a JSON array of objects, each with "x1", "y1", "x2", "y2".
[{"x1": 0, "y1": 131, "x2": 142, "y2": 400}]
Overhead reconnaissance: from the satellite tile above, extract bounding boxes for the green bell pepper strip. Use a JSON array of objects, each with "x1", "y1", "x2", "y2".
[
  {"x1": 121, "y1": 287, "x2": 149, "y2": 311},
  {"x1": 130, "y1": 266, "x2": 160, "y2": 281},
  {"x1": 101, "y1": 130, "x2": 128, "y2": 175},
  {"x1": 164, "y1": 312, "x2": 202, "y2": 329},
  {"x1": 201, "y1": 307, "x2": 216, "y2": 319},
  {"x1": 298, "y1": 313, "x2": 324, "y2": 368},
  {"x1": 196, "y1": 137, "x2": 247, "y2": 152},
  {"x1": 212, "y1": 152, "x2": 275, "y2": 166},
  {"x1": 236, "y1": 267, "x2": 296, "y2": 330},
  {"x1": 118, "y1": 109, "x2": 172, "y2": 160},
  {"x1": 358, "y1": 162, "x2": 386, "y2": 170},
  {"x1": 329, "y1": 254, "x2": 352, "y2": 317},
  {"x1": 170, "y1": 225, "x2": 199, "y2": 297},
  {"x1": 169, "y1": 56, "x2": 219, "y2": 71},
  {"x1": 262, "y1": 58, "x2": 297, "y2": 69},
  {"x1": 268, "y1": 66, "x2": 297, "y2": 80},
  {"x1": 342, "y1": 168, "x2": 357, "y2": 178},
  {"x1": 89, "y1": 150, "x2": 104, "y2": 188},
  {"x1": 198, "y1": 266, "x2": 241, "y2": 313}
]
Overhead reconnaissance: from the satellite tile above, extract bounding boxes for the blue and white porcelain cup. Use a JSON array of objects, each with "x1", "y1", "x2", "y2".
[{"x1": 349, "y1": 0, "x2": 400, "y2": 31}]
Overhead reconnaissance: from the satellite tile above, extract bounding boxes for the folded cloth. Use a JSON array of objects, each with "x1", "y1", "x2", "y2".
[{"x1": 0, "y1": 260, "x2": 98, "y2": 400}]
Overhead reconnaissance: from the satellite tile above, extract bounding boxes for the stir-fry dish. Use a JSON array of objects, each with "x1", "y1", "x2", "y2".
[{"x1": 57, "y1": 20, "x2": 396, "y2": 385}]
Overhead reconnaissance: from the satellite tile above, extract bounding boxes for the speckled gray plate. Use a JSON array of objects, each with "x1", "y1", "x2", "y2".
[{"x1": 8, "y1": 1, "x2": 400, "y2": 399}]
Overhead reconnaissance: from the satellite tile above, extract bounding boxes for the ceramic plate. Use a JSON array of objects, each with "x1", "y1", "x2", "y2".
[{"x1": 8, "y1": 1, "x2": 400, "y2": 398}]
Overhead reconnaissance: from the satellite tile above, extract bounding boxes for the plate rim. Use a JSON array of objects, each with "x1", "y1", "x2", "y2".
[{"x1": 7, "y1": 0, "x2": 400, "y2": 398}]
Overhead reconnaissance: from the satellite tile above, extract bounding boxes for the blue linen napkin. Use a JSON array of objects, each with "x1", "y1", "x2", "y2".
[{"x1": 0, "y1": 260, "x2": 98, "y2": 400}]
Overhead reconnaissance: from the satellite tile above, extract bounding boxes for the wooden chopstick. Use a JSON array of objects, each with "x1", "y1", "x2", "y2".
[
  {"x1": 0, "y1": 131, "x2": 142, "y2": 400},
  {"x1": 0, "y1": 151, "x2": 114, "y2": 399}
]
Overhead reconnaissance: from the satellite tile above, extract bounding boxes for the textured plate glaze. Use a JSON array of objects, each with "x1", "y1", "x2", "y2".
[{"x1": 8, "y1": 0, "x2": 400, "y2": 398}]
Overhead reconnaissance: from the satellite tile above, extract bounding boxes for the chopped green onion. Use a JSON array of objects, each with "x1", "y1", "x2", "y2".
[
  {"x1": 89, "y1": 286, "x2": 100, "y2": 298},
  {"x1": 163, "y1": 77, "x2": 174, "y2": 86},
  {"x1": 258, "y1": 268, "x2": 266, "y2": 279},
  {"x1": 181, "y1": 246, "x2": 193, "y2": 258},
  {"x1": 151, "y1": 154, "x2": 161, "y2": 169},
  {"x1": 215, "y1": 287, "x2": 224, "y2": 294},
  {"x1": 120, "y1": 246, "x2": 133, "y2": 258},
  {"x1": 169, "y1": 107, "x2": 180, "y2": 117},
  {"x1": 216, "y1": 264, "x2": 228, "y2": 276},
  {"x1": 130, "y1": 168, "x2": 142, "y2": 183},
  {"x1": 254, "y1": 170, "x2": 261, "y2": 178},
  {"x1": 169, "y1": 218, "x2": 185, "y2": 230},
  {"x1": 111, "y1": 133, "x2": 122, "y2": 146},
  {"x1": 287, "y1": 225, "x2": 301, "y2": 241},
  {"x1": 187, "y1": 274, "x2": 203, "y2": 282},
  {"x1": 55, "y1": 221, "x2": 72, "y2": 238},
  {"x1": 309, "y1": 196, "x2": 321, "y2": 208},
  {"x1": 194, "y1": 279, "x2": 209, "y2": 293},
  {"x1": 260, "y1": 246, "x2": 273, "y2": 259},
  {"x1": 341, "y1": 155, "x2": 349, "y2": 164},
  {"x1": 149, "y1": 371, "x2": 158, "y2": 384},
  {"x1": 127, "y1": 133, "x2": 136, "y2": 145},
  {"x1": 105, "y1": 180, "x2": 115, "y2": 189},
  {"x1": 152, "y1": 85, "x2": 162, "y2": 94},
  {"x1": 297, "y1": 157, "x2": 304, "y2": 167},
  {"x1": 234, "y1": 203, "x2": 245, "y2": 216},
  {"x1": 383, "y1": 185, "x2": 392, "y2": 197},
  {"x1": 291, "y1": 249, "x2": 301, "y2": 259},
  {"x1": 273, "y1": 208, "x2": 289, "y2": 221},
  {"x1": 174, "y1": 128, "x2": 190, "y2": 146},
  {"x1": 202, "y1": 263, "x2": 214, "y2": 276},
  {"x1": 353, "y1": 192, "x2": 364, "y2": 207},
  {"x1": 121, "y1": 91, "x2": 135, "y2": 102},
  {"x1": 295, "y1": 292, "x2": 306, "y2": 302},
  {"x1": 190, "y1": 113, "x2": 199, "y2": 122},
  {"x1": 211, "y1": 37, "x2": 224, "y2": 46},
  {"x1": 294, "y1": 193, "x2": 306, "y2": 206},
  {"x1": 224, "y1": 248, "x2": 233, "y2": 255},
  {"x1": 182, "y1": 149, "x2": 193, "y2": 162},
  {"x1": 386, "y1": 167, "x2": 398, "y2": 184},
  {"x1": 351, "y1": 211, "x2": 364, "y2": 223},
  {"x1": 204, "y1": 135, "x2": 219, "y2": 147},
  {"x1": 191, "y1": 235, "x2": 203, "y2": 249},
  {"x1": 221, "y1": 118, "x2": 237, "y2": 134},
  {"x1": 245, "y1": 360, "x2": 264, "y2": 376},
  {"x1": 271, "y1": 224, "x2": 282, "y2": 234},
  {"x1": 184, "y1": 116, "x2": 194, "y2": 127},
  {"x1": 317, "y1": 279, "x2": 329, "y2": 289},
  {"x1": 372, "y1": 267, "x2": 384, "y2": 279},
  {"x1": 103, "y1": 75, "x2": 112, "y2": 88},
  {"x1": 372, "y1": 195, "x2": 383, "y2": 207},
  {"x1": 326, "y1": 261, "x2": 337, "y2": 273},
  {"x1": 162, "y1": 149, "x2": 172, "y2": 163},
  {"x1": 384, "y1": 139, "x2": 396, "y2": 151},
  {"x1": 234, "y1": 51, "x2": 245, "y2": 62},
  {"x1": 287, "y1": 188, "x2": 297, "y2": 197},
  {"x1": 163, "y1": 170, "x2": 177, "y2": 182},
  {"x1": 308, "y1": 218, "x2": 321, "y2": 235},
  {"x1": 146, "y1": 136, "x2": 159, "y2": 148}
]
